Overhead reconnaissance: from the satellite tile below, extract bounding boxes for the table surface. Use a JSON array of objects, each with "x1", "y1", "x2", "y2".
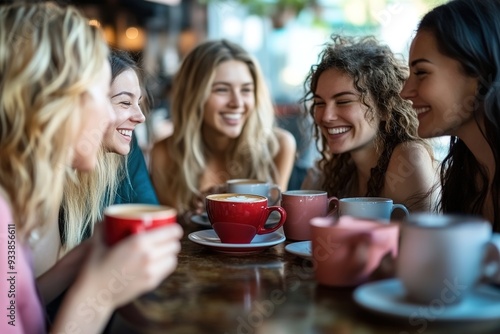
[{"x1": 108, "y1": 218, "x2": 500, "y2": 334}]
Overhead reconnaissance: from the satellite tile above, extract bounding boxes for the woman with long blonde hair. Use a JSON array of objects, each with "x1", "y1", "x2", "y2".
[
  {"x1": 151, "y1": 39, "x2": 296, "y2": 215},
  {"x1": 0, "y1": 3, "x2": 181, "y2": 333}
]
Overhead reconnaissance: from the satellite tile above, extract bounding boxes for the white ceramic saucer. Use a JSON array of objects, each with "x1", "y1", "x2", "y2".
[
  {"x1": 188, "y1": 229, "x2": 285, "y2": 255},
  {"x1": 285, "y1": 241, "x2": 311, "y2": 259},
  {"x1": 190, "y1": 213, "x2": 211, "y2": 227},
  {"x1": 354, "y1": 278, "x2": 500, "y2": 321}
]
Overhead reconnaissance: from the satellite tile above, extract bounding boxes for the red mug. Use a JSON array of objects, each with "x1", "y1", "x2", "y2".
[
  {"x1": 104, "y1": 204, "x2": 177, "y2": 246},
  {"x1": 206, "y1": 193, "x2": 286, "y2": 244}
]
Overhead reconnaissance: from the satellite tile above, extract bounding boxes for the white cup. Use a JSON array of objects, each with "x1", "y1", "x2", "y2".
[
  {"x1": 226, "y1": 179, "x2": 281, "y2": 206},
  {"x1": 397, "y1": 213, "x2": 500, "y2": 304},
  {"x1": 334, "y1": 197, "x2": 409, "y2": 222}
]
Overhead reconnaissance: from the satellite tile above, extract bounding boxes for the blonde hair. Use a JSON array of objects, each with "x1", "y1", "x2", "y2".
[
  {"x1": 61, "y1": 50, "x2": 144, "y2": 253},
  {"x1": 159, "y1": 39, "x2": 279, "y2": 213},
  {"x1": 61, "y1": 152, "x2": 124, "y2": 253},
  {"x1": 0, "y1": 3, "x2": 109, "y2": 241}
]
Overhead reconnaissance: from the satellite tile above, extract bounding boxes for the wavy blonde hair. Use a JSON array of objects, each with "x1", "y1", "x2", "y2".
[
  {"x1": 159, "y1": 39, "x2": 279, "y2": 213},
  {"x1": 0, "y1": 3, "x2": 109, "y2": 242}
]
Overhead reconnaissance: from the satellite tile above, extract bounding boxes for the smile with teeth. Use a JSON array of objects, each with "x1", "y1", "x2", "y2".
[
  {"x1": 118, "y1": 129, "x2": 132, "y2": 137},
  {"x1": 327, "y1": 126, "x2": 351, "y2": 135},
  {"x1": 414, "y1": 107, "x2": 430, "y2": 115},
  {"x1": 221, "y1": 113, "x2": 243, "y2": 120}
]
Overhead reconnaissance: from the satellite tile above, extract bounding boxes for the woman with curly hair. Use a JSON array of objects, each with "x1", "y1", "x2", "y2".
[
  {"x1": 301, "y1": 35, "x2": 437, "y2": 213},
  {"x1": 151, "y1": 39, "x2": 296, "y2": 215},
  {"x1": 401, "y1": 0, "x2": 500, "y2": 231}
]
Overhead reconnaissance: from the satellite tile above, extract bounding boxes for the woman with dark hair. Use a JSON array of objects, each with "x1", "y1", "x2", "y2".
[
  {"x1": 401, "y1": 0, "x2": 500, "y2": 231},
  {"x1": 302, "y1": 35, "x2": 437, "y2": 213}
]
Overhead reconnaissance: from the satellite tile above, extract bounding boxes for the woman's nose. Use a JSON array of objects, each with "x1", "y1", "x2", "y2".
[
  {"x1": 400, "y1": 78, "x2": 416, "y2": 100},
  {"x1": 131, "y1": 105, "x2": 146, "y2": 124},
  {"x1": 229, "y1": 91, "x2": 243, "y2": 107}
]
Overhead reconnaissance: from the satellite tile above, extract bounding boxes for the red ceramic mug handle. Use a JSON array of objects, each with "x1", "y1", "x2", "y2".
[{"x1": 257, "y1": 206, "x2": 287, "y2": 234}]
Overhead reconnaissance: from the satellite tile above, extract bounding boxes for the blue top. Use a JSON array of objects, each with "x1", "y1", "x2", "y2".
[{"x1": 114, "y1": 134, "x2": 159, "y2": 205}]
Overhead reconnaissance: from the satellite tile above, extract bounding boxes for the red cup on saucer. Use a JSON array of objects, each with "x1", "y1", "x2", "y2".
[
  {"x1": 206, "y1": 193, "x2": 286, "y2": 244},
  {"x1": 104, "y1": 204, "x2": 177, "y2": 246}
]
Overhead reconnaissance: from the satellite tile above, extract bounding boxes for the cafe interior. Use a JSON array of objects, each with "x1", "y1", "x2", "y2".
[{"x1": 4, "y1": 0, "x2": 500, "y2": 333}]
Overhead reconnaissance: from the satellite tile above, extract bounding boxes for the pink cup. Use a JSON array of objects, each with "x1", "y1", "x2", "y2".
[
  {"x1": 281, "y1": 190, "x2": 337, "y2": 241},
  {"x1": 310, "y1": 216, "x2": 399, "y2": 287},
  {"x1": 206, "y1": 193, "x2": 286, "y2": 244}
]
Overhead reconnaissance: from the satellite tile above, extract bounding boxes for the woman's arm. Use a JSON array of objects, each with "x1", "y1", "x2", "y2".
[
  {"x1": 36, "y1": 239, "x2": 91, "y2": 304},
  {"x1": 51, "y1": 223, "x2": 182, "y2": 333},
  {"x1": 273, "y1": 127, "x2": 297, "y2": 191}
]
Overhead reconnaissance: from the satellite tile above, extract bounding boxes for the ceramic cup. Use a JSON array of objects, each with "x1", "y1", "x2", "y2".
[
  {"x1": 205, "y1": 193, "x2": 286, "y2": 244},
  {"x1": 397, "y1": 213, "x2": 500, "y2": 304},
  {"x1": 310, "y1": 216, "x2": 399, "y2": 287},
  {"x1": 226, "y1": 179, "x2": 281, "y2": 205},
  {"x1": 333, "y1": 197, "x2": 409, "y2": 221},
  {"x1": 281, "y1": 190, "x2": 337, "y2": 241},
  {"x1": 104, "y1": 204, "x2": 177, "y2": 246}
]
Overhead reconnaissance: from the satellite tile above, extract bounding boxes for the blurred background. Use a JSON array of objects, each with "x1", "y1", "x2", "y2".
[{"x1": 4, "y1": 0, "x2": 449, "y2": 187}]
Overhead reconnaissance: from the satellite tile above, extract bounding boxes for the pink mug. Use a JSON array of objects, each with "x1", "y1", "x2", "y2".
[
  {"x1": 281, "y1": 190, "x2": 337, "y2": 241},
  {"x1": 206, "y1": 193, "x2": 286, "y2": 244},
  {"x1": 310, "y1": 216, "x2": 399, "y2": 287}
]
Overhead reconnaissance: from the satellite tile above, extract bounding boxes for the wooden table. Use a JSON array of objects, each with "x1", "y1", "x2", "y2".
[{"x1": 108, "y1": 219, "x2": 500, "y2": 334}]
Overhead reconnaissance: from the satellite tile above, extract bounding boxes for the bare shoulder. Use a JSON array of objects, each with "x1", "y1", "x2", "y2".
[
  {"x1": 389, "y1": 141, "x2": 434, "y2": 170},
  {"x1": 274, "y1": 127, "x2": 296, "y2": 153}
]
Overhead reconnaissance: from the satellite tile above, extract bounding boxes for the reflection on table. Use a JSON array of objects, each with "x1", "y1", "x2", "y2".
[{"x1": 108, "y1": 217, "x2": 500, "y2": 334}]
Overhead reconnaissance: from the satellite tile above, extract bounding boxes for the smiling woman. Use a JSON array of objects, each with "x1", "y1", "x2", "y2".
[
  {"x1": 301, "y1": 34, "x2": 438, "y2": 214},
  {"x1": 150, "y1": 39, "x2": 296, "y2": 215},
  {"x1": 400, "y1": 0, "x2": 500, "y2": 231}
]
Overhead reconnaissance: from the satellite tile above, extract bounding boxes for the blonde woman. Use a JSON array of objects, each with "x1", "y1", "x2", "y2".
[
  {"x1": 0, "y1": 3, "x2": 182, "y2": 333},
  {"x1": 151, "y1": 39, "x2": 296, "y2": 215}
]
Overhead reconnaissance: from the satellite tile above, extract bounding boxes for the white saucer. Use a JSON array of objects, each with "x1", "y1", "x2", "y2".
[
  {"x1": 190, "y1": 213, "x2": 281, "y2": 229},
  {"x1": 354, "y1": 278, "x2": 500, "y2": 321},
  {"x1": 188, "y1": 229, "x2": 285, "y2": 255},
  {"x1": 285, "y1": 241, "x2": 311, "y2": 259},
  {"x1": 190, "y1": 213, "x2": 210, "y2": 227}
]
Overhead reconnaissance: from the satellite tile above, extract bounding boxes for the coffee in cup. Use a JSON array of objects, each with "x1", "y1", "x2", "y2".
[
  {"x1": 205, "y1": 193, "x2": 286, "y2": 244},
  {"x1": 104, "y1": 204, "x2": 177, "y2": 246}
]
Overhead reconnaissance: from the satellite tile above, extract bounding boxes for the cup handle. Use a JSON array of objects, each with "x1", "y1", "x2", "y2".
[
  {"x1": 482, "y1": 234, "x2": 500, "y2": 284},
  {"x1": 326, "y1": 196, "x2": 339, "y2": 217},
  {"x1": 391, "y1": 204, "x2": 409, "y2": 218},
  {"x1": 257, "y1": 206, "x2": 287, "y2": 235},
  {"x1": 268, "y1": 184, "x2": 281, "y2": 206}
]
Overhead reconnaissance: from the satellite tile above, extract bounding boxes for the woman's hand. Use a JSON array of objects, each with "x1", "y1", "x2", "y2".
[{"x1": 52, "y1": 223, "x2": 183, "y2": 333}]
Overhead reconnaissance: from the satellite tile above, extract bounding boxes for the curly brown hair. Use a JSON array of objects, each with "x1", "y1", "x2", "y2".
[{"x1": 302, "y1": 35, "x2": 431, "y2": 199}]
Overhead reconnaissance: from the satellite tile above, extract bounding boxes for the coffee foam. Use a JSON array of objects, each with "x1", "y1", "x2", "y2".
[{"x1": 223, "y1": 195, "x2": 261, "y2": 202}]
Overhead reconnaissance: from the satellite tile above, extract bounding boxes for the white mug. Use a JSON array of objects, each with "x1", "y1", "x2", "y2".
[
  {"x1": 334, "y1": 197, "x2": 409, "y2": 222},
  {"x1": 226, "y1": 179, "x2": 281, "y2": 206},
  {"x1": 397, "y1": 213, "x2": 500, "y2": 304}
]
